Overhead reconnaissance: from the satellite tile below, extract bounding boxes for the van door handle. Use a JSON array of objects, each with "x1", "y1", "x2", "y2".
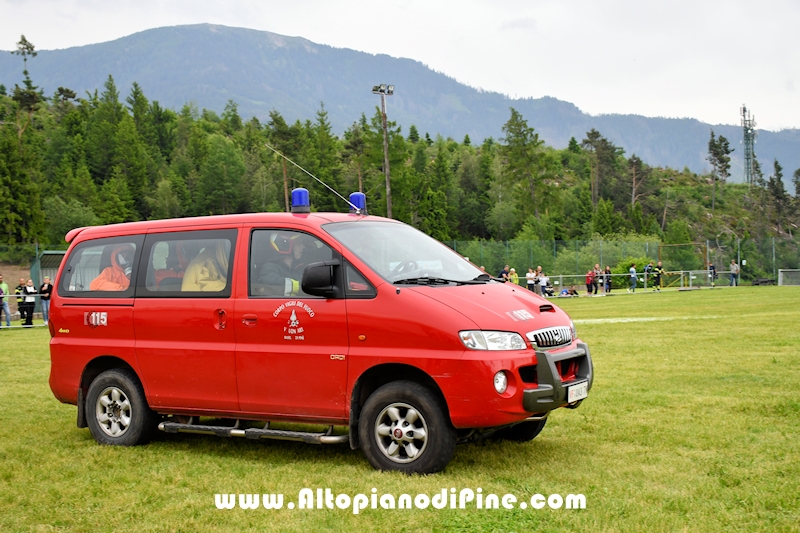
[
  {"x1": 242, "y1": 314, "x2": 258, "y2": 327},
  {"x1": 216, "y1": 309, "x2": 227, "y2": 330}
]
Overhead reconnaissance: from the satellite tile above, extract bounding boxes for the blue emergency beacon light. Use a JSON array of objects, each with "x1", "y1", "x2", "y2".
[
  {"x1": 349, "y1": 192, "x2": 367, "y2": 215},
  {"x1": 291, "y1": 188, "x2": 311, "y2": 213}
]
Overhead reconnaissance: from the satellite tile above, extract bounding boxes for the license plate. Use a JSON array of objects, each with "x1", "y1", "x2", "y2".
[{"x1": 567, "y1": 381, "x2": 588, "y2": 403}]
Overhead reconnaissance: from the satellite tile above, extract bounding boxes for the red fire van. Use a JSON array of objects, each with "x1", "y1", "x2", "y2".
[{"x1": 48, "y1": 190, "x2": 593, "y2": 473}]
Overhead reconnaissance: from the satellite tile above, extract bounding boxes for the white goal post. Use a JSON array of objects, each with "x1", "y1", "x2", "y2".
[{"x1": 778, "y1": 269, "x2": 800, "y2": 286}]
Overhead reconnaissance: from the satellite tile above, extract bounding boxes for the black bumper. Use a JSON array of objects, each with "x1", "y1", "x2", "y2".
[{"x1": 522, "y1": 342, "x2": 593, "y2": 413}]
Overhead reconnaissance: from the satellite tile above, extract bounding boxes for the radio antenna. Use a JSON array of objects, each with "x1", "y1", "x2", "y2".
[{"x1": 264, "y1": 142, "x2": 359, "y2": 212}]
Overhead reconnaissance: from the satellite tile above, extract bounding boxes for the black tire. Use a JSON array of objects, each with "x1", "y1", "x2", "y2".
[
  {"x1": 359, "y1": 381, "x2": 456, "y2": 474},
  {"x1": 493, "y1": 418, "x2": 547, "y2": 442},
  {"x1": 85, "y1": 369, "x2": 157, "y2": 446}
]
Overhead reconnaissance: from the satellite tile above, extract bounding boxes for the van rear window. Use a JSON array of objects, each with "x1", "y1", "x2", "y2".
[
  {"x1": 136, "y1": 230, "x2": 237, "y2": 298},
  {"x1": 59, "y1": 236, "x2": 143, "y2": 297}
]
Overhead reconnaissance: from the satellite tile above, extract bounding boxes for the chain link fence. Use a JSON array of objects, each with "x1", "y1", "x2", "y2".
[
  {"x1": 1, "y1": 245, "x2": 68, "y2": 323},
  {"x1": 0, "y1": 236, "x2": 796, "y2": 296},
  {"x1": 448, "y1": 237, "x2": 799, "y2": 284}
]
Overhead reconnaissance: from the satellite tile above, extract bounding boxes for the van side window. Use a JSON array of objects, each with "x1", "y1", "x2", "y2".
[
  {"x1": 60, "y1": 236, "x2": 143, "y2": 297},
  {"x1": 345, "y1": 263, "x2": 376, "y2": 298},
  {"x1": 136, "y1": 229, "x2": 237, "y2": 298},
  {"x1": 249, "y1": 230, "x2": 334, "y2": 298}
]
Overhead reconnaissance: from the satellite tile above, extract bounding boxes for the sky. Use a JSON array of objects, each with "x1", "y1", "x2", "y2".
[{"x1": 2, "y1": 0, "x2": 798, "y2": 131}]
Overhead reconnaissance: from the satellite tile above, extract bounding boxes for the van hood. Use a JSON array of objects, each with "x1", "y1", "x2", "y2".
[{"x1": 407, "y1": 282, "x2": 571, "y2": 333}]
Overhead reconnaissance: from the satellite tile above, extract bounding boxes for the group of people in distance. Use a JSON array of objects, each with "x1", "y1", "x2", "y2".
[
  {"x1": 487, "y1": 260, "x2": 673, "y2": 298},
  {"x1": 628, "y1": 261, "x2": 665, "y2": 293},
  {"x1": 0, "y1": 274, "x2": 53, "y2": 328},
  {"x1": 488, "y1": 264, "x2": 554, "y2": 297},
  {"x1": 707, "y1": 259, "x2": 740, "y2": 287},
  {"x1": 584, "y1": 264, "x2": 613, "y2": 296}
]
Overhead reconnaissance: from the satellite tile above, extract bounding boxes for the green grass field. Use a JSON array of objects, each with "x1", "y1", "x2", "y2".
[{"x1": 1, "y1": 287, "x2": 798, "y2": 532}]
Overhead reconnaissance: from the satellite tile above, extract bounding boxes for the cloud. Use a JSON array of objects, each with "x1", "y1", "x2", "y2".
[
  {"x1": 500, "y1": 17, "x2": 537, "y2": 31},
  {"x1": 2, "y1": 0, "x2": 799, "y2": 129}
]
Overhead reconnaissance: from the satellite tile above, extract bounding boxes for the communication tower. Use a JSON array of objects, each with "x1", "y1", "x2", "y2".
[{"x1": 740, "y1": 105, "x2": 757, "y2": 187}]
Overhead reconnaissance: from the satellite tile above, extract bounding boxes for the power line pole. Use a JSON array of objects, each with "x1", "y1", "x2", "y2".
[{"x1": 372, "y1": 84, "x2": 394, "y2": 218}]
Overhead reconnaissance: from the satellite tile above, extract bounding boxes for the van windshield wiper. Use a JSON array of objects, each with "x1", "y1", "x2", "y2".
[{"x1": 393, "y1": 277, "x2": 487, "y2": 286}]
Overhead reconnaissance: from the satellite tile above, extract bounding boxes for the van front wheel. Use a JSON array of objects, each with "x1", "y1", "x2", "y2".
[
  {"x1": 359, "y1": 381, "x2": 456, "y2": 474},
  {"x1": 86, "y1": 369, "x2": 157, "y2": 446}
]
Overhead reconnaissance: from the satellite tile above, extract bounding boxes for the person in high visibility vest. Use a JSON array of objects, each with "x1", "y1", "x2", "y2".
[
  {"x1": 14, "y1": 278, "x2": 25, "y2": 324},
  {"x1": 652, "y1": 261, "x2": 665, "y2": 292}
]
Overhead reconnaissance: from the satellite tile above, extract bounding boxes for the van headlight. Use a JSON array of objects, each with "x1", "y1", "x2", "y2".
[
  {"x1": 459, "y1": 331, "x2": 526, "y2": 351},
  {"x1": 570, "y1": 319, "x2": 577, "y2": 339}
]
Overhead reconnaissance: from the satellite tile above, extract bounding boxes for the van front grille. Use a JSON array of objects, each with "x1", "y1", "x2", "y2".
[{"x1": 526, "y1": 326, "x2": 572, "y2": 349}]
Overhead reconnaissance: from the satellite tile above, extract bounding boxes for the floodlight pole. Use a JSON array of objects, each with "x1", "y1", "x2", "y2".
[{"x1": 373, "y1": 84, "x2": 394, "y2": 218}]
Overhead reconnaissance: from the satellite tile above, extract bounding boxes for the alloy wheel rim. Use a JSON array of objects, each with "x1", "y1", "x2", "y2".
[
  {"x1": 95, "y1": 386, "x2": 132, "y2": 437},
  {"x1": 374, "y1": 402, "x2": 428, "y2": 463}
]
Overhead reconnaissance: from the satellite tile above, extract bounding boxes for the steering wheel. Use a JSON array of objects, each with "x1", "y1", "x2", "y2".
[{"x1": 390, "y1": 260, "x2": 418, "y2": 278}]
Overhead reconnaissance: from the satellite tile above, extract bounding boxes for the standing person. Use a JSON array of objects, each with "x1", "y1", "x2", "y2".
[
  {"x1": 22, "y1": 279, "x2": 37, "y2": 327},
  {"x1": 730, "y1": 260, "x2": 740, "y2": 286},
  {"x1": 534, "y1": 266, "x2": 543, "y2": 295},
  {"x1": 604, "y1": 266, "x2": 612, "y2": 293},
  {"x1": 526, "y1": 268, "x2": 536, "y2": 292},
  {"x1": 0, "y1": 274, "x2": 10, "y2": 328},
  {"x1": 509, "y1": 268, "x2": 519, "y2": 286},
  {"x1": 539, "y1": 270, "x2": 550, "y2": 297},
  {"x1": 709, "y1": 261, "x2": 717, "y2": 288},
  {"x1": 39, "y1": 276, "x2": 53, "y2": 326},
  {"x1": 653, "y1": 261, "x2": 665, "y2": 292},
  {"x1": 15, "y1": 277, "x2": 25, "y2": 324},
  {"x1": 593, "y1": 263, "x2": 601, "y2": 295},
  {"x1": 498, "y1": 265, "x2": 509, "y2": 282},
  {"x1": 585, "y1": 269, "x2": 595, "y2": 296},
  {"x1": 644, "y1": 261, "x2": 654, "y2": 289},
  {"x1": 628, "y1": 264, "x2": 637, "y2": 293}
]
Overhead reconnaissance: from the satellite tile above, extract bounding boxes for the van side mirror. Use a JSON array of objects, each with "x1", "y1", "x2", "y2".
[{"x1": 301, "y1": 259, "x2": 341, "y2": 298}]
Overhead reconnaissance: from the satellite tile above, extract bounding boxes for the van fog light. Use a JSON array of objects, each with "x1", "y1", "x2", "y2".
[{"x1": 493, "y1": 371, "x2": 508, "y2": 394}]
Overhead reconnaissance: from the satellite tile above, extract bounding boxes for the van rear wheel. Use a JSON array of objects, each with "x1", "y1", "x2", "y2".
[
  {"x1": 359, "y1": 381, "x2": 456, "y2": 474},
  {"x1": 86, "y1": 369, "x2": 157, "y2": 446}
]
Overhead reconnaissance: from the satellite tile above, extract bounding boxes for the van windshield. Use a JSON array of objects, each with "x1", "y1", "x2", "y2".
[{"x1": 324, "y1": 221, "x2": 487, "y2": 284}]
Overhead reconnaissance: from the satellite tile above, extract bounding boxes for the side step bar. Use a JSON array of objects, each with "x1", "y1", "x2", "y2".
[{"x1": 158, "y1": 422, "x2": 349, "y2": 445}]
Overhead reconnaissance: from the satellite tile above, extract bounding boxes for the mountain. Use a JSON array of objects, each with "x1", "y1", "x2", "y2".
[{"x1": 1, "y1": 24, "x2": 798, "y2": 183}]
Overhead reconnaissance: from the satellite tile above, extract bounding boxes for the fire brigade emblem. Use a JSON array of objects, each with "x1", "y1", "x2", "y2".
[{"x1": 273, "y1": 300, "x2": 315, "y2": 341}]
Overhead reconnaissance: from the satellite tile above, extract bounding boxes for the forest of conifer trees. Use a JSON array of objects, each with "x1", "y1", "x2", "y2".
[{"x1": 1, "y1": 41, "x2": 799, "y2": 278}]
